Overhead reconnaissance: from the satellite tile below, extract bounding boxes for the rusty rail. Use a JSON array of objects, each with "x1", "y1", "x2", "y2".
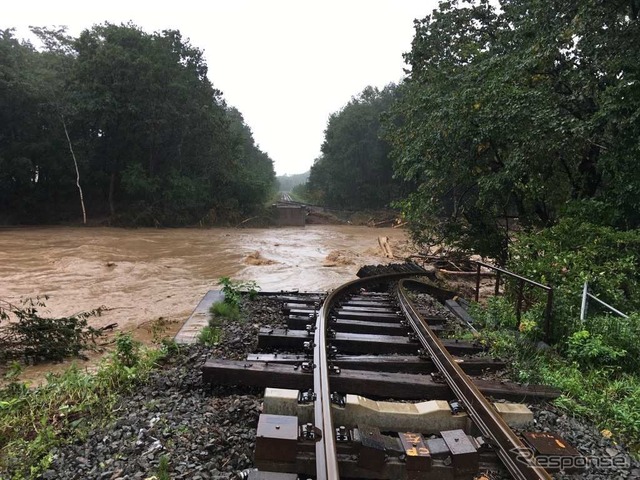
[
  {"x1": 313, "y1": 289, "x2": 340, "y2": 480},
  {"x1": 398, "y1": 279, "x2": 552, "y2": 480},
  {"x1": 474, "y1": 261, "x2": 554, "y2": 342},
  {"x1": 313, "y1": 272, "x2": 431, "y2": 479}
]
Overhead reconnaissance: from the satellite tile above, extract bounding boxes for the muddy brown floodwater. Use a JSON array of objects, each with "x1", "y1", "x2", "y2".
[{"x1": 0, "y1": 225, "x2": 412, "y2": 383}]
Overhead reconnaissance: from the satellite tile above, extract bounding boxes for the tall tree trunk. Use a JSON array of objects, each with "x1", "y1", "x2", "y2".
[{"x1": 61, "y1": 115, "x2": 87, "y2": 224}]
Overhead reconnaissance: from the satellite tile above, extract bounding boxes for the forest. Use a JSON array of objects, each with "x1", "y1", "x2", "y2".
[
  {"x1": 304, "y1": 0, "x2": 640, "y2": 256},
  {"x1": 299, "y1": 0, "x2": 640, "y2": 347},
  {"x1": 0, "y1": 24, "x2": 277, "y2": 226},
  {"x1": 299, "y1": 1, "x2": 640, "y2": 448}
]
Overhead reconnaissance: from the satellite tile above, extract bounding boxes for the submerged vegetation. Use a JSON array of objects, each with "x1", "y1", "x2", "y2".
[{"x1": 0, "y1": 297, "x2": 104, "y2": 363}]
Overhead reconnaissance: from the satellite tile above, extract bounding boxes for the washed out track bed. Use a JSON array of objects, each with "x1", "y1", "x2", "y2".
[
  {"x1": 200, "y1": 266, "x2": 637, "y2": 480},
  {"x1": 42, "y1": 266, "x2": 639, "y2": 480}
]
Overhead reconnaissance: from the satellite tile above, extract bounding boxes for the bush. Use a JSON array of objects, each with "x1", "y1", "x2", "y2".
[
  {"x1": 218, "y1": 277, "x2": 259, "y2": 309},
  {"x1": 0, "y1": 298, "x2": 104, "y2": 363},
  {"x1": 580, "y1": 314, "x2": 640, "y2": 372},
  {"x1": 478, "y1": 326, "x2": 640, "y2": 450},
  {"x1": 566, "y1": 330, "x2": 627, "y2": 369},
  {"x1": 470, "y1": 296, "x2": 544, "y2": 340},
  {"x1": 508, "y1": 218, "x2": 640, "y2": 342}
]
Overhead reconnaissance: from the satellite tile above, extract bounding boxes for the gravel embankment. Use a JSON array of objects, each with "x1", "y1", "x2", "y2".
[
  {"x1": 43, "y1": 295, "x2": 640, "y2": 479},
  {"x1": 45, "y1": 345, "x2": 261, "y2": 480},
  {"x1": 528, "y1": 405, "x2": 640, "y2": 480},
  {"x1": 43, "y1": 298, "x2": 286, "y2": 480}
]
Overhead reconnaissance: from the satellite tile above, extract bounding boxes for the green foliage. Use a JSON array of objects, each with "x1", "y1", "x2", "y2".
[
  {"x1": 0, "y1": 340, "x2": 165, "y2": 478},
  {"x1": 0, "y1": 297, "x2": 103, "y2": 363},
  {"x1": 307, "y1": 85, "x2": 409, "y2": 210},
  {"x1": 471, "y1": 296, "x2": 518, "y2": 329},
  {"x1": 581, "y1": 314, "x2": 640, "y2": 373},
  {"x1": 198, "y1": 326, "x2": 221, "y2": 346},
  {"x1": 0, "y1": 25, "x2": 276, "y2": 226},
  {"x1": 509, "y1": 217, "x2": 640, "y2": 341},
  {"x1": 386, "y1": 0, "x2": 640, "y2": 260},
  {"x1": 114, "y1": 332, "x2": 141, "y2": 368},
  {"x1": 156, "y1": 454, "x2": 171, "y2": 480},
  {"x1": 218, "y1": 277, "x2": 260, "y2": 309},
  {"x1": 201, "y1": 277, "x2": 260, "y2": 346},
  {"x1": 470, "y1": 296, "x2": 545, "y2": 341},
  {"x1": 159, "y1": 338, "x2": 180, "y2": 356},
  {"x1": 479, "y1": 327, "x2": 640, "y2": 449},
  {"x1": 209, "y1": 301, "x2": 240, "y2": 322},
  {"x1": 566, "y1": 330, "x2": 627, "y2": 369}
]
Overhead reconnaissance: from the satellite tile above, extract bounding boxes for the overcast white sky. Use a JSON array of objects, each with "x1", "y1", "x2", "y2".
[{"x1": 4, "y1": 0, "x2": 439, "y2": 175}]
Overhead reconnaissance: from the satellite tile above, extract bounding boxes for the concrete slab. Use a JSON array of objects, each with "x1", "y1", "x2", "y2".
[
  {"x1": 174, "y1": 290, "x2": 223, "y2": 344},
  {"x1": 262, "y1": 388, "x2": 533, "y2": 433}
]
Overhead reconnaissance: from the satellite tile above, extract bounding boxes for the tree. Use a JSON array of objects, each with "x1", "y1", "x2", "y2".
[
  {"x1": 0, "y1": 24, "x2": 277, "y2": 226},
  {"x1": 71, "y1": 24, "x2": 230, "y2": 221},
  {"x1": 0, "y1": 29, "x2": 79, "y2": 223},
  {"x1": 224, "y1": 107, "x2": 277, "y2": 217},
  {"x1": 386, "y1": 0, "x2": 640, "y2": 261},
  {"x1": 307, "y1": 85, "x2": 406, "y2": 210}
]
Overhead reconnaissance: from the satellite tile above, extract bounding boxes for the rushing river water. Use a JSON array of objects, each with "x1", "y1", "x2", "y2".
[{"x1": 0, "y1": 225, "x2": 410, "y2": 364}]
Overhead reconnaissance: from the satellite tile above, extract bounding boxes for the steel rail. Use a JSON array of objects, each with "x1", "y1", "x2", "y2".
[
  {"x1": 313, "y1": 291, "x2": 339, "y2": 480},
  {"x1": 397, "y1": 279, "x2": 551, "y2": 480},
  {"x1": 313, "y1": 272, "x2": 430, "y2": 480}
]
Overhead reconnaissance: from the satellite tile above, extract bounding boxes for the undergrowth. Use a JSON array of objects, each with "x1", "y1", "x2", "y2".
[
  {"x1": 0, "y1": 333, "x2": 176, "y2": 479},
  {"x1": 473, "y1": 298, "x2": 640, "y2": 455},
  {"x1": 199, "y1": 277, "x2": 259, "y2": 346},
  {"x1": 0, "y1": 297, "x2": 104, "y2": 363}
]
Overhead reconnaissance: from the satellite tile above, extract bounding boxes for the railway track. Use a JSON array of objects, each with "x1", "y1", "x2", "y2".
[{"x1": 203, "y1": 267, "x2": 581, "y2": 479}]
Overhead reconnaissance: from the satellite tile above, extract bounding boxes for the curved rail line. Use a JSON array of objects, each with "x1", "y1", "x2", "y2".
[
  {"x1": 313, "y1": 274, "x2": 552, "y2": 479},
  {"x1": 397, "y1": 278, "x2": 552, "y2": 480},
  {"x1": 313, "y1": 272, "x2": 431, "y2": 479}
]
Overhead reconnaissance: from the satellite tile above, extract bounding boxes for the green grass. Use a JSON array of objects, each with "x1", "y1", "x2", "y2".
[
  {"x1": 480, "y1": 328, "x2": 640, "y2": 455},
  {"x1": 156, "y1": 454, "x2": 171, "y2": 480},
  {"x1": 470, "y1": 297, "x2": 640, "y2": 455},
  {"x1": 200, "y1": 300, "x2": 243, "y2": 346},
  {"x1": 198, "y1": 325, "x2": 221, "y2": 346},
  {"x1": 0, "y1": 333, "x2": 170, "y2": 479},
  {"x1": 209, "y1": 301, "x2": 240, "y2": 321}
]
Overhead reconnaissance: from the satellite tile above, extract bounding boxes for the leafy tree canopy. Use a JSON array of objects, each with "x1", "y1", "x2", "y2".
[
  {"x1": 0, "y1": 24, "x2": 276, "y2": 225},
  {"x1": 386, "y1": 0, "x2": 640, "y2": 261},
  {"x1": 307, "y1": 84, "x2": 408, "y2": 210}
]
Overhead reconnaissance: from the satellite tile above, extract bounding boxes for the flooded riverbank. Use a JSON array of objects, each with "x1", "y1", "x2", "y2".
[{"x1": 0, "y1": 225, "x2": 411, "y2": 382}]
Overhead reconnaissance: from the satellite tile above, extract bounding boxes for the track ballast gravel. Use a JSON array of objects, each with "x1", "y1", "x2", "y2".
[{"x1": 42, "y1": 295, "x2": 640, "y2": 480}]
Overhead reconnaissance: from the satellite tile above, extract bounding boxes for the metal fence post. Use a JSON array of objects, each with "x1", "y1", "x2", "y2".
[{"x1": 475, "y1": 263, "x2": 481, "y2": 302}]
